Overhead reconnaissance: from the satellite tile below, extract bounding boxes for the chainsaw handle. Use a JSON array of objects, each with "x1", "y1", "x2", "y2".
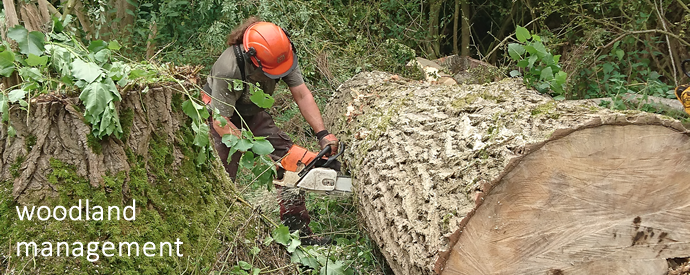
[{"x1": 322, "y1": 142, "x2": 345, "y2": 168}]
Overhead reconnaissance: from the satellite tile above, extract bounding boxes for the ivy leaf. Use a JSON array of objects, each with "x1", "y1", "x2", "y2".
[
  {"x1": 290, "y1": 249, "x2": 320, "y2": 269},
  {"x1": 80, "y1": 81, "x2": 115, "y2": 119},
  {"x1": 26, "y1": 53, "x2": 49, "y2": 67},
  {"x1": 615, "y1": 49, "x2": 625, "y2": 61},
  {"x1": 87, "y1": 40, "x2": 108, "y2": 53},
  {"x1": 272, "y1": 225, "x2": 291, "y2": 246},
  {"x1": 251, "y1": 139, "x2": 274, "y2": 155},
  {"x1": 515, "y1": 25, "x2": 531, "y2": 43},
  {"x1": 507, "y1": 43, "x2": 525, "y2": 60},
  {"x1": 7, "y1": 26, "x2": 45, "y2": 56},
  {"x1": 0, "y1": 50, "x2": 15, "y2": 77},
  {"x1": 72, "y1": 59, "x2": 103, "y2": 83},
  {"x1": 250, "y1": 89, "x2": 275, "y2": 108},
  {"x1": 286, "y1": 238, "x2": 301, "y2": 253}
]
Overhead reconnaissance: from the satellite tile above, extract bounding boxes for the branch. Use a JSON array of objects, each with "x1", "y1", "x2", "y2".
[{"x1": 597, "y1": 29, "x2": 690, "y2": 50}]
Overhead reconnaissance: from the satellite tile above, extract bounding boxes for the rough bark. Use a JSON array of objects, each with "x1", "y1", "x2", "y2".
[{"x1": 324, "y1": 71, "x2": 690, "y2": 275}]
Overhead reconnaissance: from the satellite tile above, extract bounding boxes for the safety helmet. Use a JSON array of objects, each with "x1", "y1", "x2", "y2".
[{"x1": 243, "y1": 22, "x2": 297, "y2": 79}]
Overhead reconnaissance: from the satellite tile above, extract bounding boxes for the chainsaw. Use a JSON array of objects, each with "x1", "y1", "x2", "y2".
[
  {"x1": 273, "y1": 142, "x2": 352, "y2": 193},
  {"x1": 675, "y1": 59, "x2": 690, "y2": 116}
]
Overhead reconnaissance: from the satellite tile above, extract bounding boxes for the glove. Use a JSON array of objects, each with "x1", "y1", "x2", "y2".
[
  {"x1": 317, "y1": 130, "x2": 339, "y2": 156},
  {"x1": 675, "y1": 84, "x2": 690, "y2": 116}
]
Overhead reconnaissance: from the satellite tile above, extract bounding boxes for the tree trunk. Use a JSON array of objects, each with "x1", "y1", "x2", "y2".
[
  {"x1": 427, "y1": 0, "x2": 443, "y2": 59},
  {"x1": 453, "y1": 0, "x2": 459, "y2": 55},
  {"x1": 324, "y1": 71, "x2": 690, "y2": 275},
  {"x1": 0, "y1": 80, "x2": 284, "y2": 273}
]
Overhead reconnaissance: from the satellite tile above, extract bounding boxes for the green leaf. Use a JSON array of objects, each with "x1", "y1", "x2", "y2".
[
  {"x1": 263, "y1": 236, "x2": 273, "y2": 246},
  {"x1": 87, "y1": 40, "x2": 108, "y2": 53},
  {"x1": 540, "y1": 67, "x2": 554, "y2": 81},
  {"x1": 0, "y1": 50, "x2": 15, "y2": 77},
  {"x1": 286, "y1": 238, "x2": 301, "y2": 253},
  {"x1": 249, "y1": 89, "x2": 274, "y2": 108},
  {"x1": 555, "y1": 71, "x2": 567, "y2": 85},
  {"x1": 182, "y1": 99, "x2": 209, "y2": 121},
  {"x1": 7, "y1": 125, "x2": 16, "y2": 137},
  {"x1": 18, "y1": 67, "x2": 44, "y2": 82},
  {"x1": 509, "y1": 70, "x2": 521, "y2": 77},
  {"x1": 238, "y1": 261, "x2": 252, "y2": 271},
  {"x1": 8, "y1": 89, "x2": 26, "y2": 102},
  {"x1": 80, "y1": 81, "x2": 115, "y2": 118},
  {"x1": 0, "y1": 95, "x2": 9, "y2": 122},
  {"x1": 193, "y1": 123, "x2": 210, "y2": 147},
  {"x1": 603, "y1": 63, "x2": 614, "y2": 74},
  {"x1": 290, "y1": 249, "x2": 320, "y2": 269},
  {"x1": 72, "y1": 59, "x2": 103, "y2": 83},
  {"x1": 222, "y1": 134, "x2": 239, "y2": 148},
  {"x1": 615, "y1": 49, "x2": 624, "y2": 61},
  {"x1": 553, "y1": 95, "x2": 566, "y2": 101},
  {"x1": 8, "y1": 26, "x2": 46, "y2": 56},
  {"x1": 251, "y1": 139, "x2": 274, "y2": 155},
  {"x1": 272, "y1": 225, "x2": 291, "y2": 246},
  {"x1": 196, "y1": 146, "x2": 208, "y2": 165},
  {"x1": 553, "y1": 55, "x2": 561, "y2": 64},
  {"x1": 108, "y1": 41, "x2": 122, "y2": 51},
  {"x1": 249, "y1": 246, "x2": 260, "y2": 256},
  {"x1": 95, "y1": 49, "x2": 111, "y2": 64},
  {"x1": 515, "y1": 25, "x2": 531, "y2": 43},
  {"x1": 532, "y1": 41, "x2": 548, "y2": 58},
  {"x1": 528, "y1": 55, "x2": 538, "y2": 68},
  {"x1": 516, "y1": 59, "x2": 529, "y2": 68},
  {"x1": 52, "y1": 16, "x2": 64, "y2": 33},
  {"x1": 320, "y1": 260, "x2": 353, "y2": 275},
  {"x1": 507, "y1": 43, "x2": 525, "y2": 61},
  {"x1": 49, "y1": 46, "x2": 73, "y2": 77},
  {"x1": 234, "y1": 138, "x2": 253, "y2": 152},
  {"x1": 239, "y1": 151, "x2": 255, "y2": 168},
  {"x1": 232, "y1": 79, "x2": 244, "y2": 90},
  {"x1": 26, "y1": 53, "x2": 49, "y2": 67},
  {"x1": 252, "y1": 268, "x2": 260, "y2": 275}
]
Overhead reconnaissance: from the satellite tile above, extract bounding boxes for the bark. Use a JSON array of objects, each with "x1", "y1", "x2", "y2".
[
  {"x1": 324, "y1": 71, "x2": 690, "y2": 275},
  {"x1": 427, "y1": 0, "x2": 442, "y2": 59},
  {"x1": 460, "y1": 0, "x2": 470, "y2": 57},
  {"x1": 2, "y1": 0, "x2": 20, "y2": 29},
  {"x1": 453, "y1": 0, "x2": 459, "y2": 55}
]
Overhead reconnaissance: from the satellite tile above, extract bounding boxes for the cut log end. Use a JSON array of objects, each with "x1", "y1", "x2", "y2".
[{"x1": 440, "y1": 124, "x2": 690, "y2": 275}]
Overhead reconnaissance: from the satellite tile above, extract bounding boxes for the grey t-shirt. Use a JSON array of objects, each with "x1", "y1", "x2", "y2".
[{"x1": 207, "y1": 45, "x2": 305, "y2": 118}]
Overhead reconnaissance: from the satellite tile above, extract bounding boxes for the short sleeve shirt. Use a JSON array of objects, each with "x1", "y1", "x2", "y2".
[{"x1": 206, "y1": 45, "x2": 305, "y2": 118}]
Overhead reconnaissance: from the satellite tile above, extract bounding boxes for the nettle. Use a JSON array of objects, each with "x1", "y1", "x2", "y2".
[{"x1": 508, "y1": 25, "x2": 567, "y2": 100}]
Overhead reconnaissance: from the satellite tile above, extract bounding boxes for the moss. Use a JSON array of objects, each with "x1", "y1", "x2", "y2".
[
  {"x1": 451, "y1": 94, "x2": 479, "y2": 109},
  {"x1": 119, "y1": 108, "x2": 134, "y2": 143},
  {"x1": 25, "y1": 134, "x2": 37, "y2": 151},
  {"x1": 10, "y1": 155, "x2": 25, "y2": 178},
  {"x1": 531, "y1": 102, "x2": 560, "y2": 119},
  {"x1": 171, "y1": 92, "x2": 183, "y2": 112},
  {"x1": 86, "y1": 133, "x2": 103, "y2": 154}
]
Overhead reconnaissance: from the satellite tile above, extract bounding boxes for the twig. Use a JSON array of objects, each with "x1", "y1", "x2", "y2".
[
  {"x1": 654, "y1": 0, "x2": 677, "y2": 86},
  {"x1": 597, "y1": 29, "x2": 690, "y2": 50},
  {"x1": 481, "y1": 16, "x2": 542, "y2": 62}
]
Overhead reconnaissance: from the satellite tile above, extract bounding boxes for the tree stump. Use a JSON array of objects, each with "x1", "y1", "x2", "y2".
[{"x1": 324, "y1": 71, "x2": 690, "y2": 275}]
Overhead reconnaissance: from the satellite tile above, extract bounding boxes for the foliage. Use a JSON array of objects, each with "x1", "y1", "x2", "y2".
[{"x1": 508, "y1": 26, "x2": 567, "y2": 99}]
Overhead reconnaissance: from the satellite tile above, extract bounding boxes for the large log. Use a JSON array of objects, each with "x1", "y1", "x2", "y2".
[{"x1": 324, "y1": 71, "x2": 690, "y2": 275}]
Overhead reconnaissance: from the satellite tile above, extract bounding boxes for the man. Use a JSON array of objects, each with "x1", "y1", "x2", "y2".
[{"x1": 203, "y1": 18, "x2": 338, "y2": 245}]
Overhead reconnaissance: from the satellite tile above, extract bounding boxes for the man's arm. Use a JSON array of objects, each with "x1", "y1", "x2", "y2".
[
  {"x1": 289, "y1": 83, "x2": 338, "y2": 155},
  {"x1": 212, "y1": 118, "x2": 242, "y2": 137}
]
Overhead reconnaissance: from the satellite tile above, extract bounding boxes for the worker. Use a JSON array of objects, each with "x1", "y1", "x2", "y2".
[{"x1": 202, "y1": 17, "x2": 338, "y2": 246}]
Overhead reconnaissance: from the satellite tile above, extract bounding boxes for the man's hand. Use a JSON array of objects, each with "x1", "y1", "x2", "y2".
[{"x1": 318, "y1": 132, "x2": 339, "y2": 156}]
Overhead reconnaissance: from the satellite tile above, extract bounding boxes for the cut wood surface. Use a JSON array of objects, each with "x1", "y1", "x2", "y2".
[{"x1": 323, "y1": 71, "x2": 690, "y2": 275}]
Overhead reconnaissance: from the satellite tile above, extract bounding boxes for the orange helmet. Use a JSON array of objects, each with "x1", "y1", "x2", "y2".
[{"x1": 243, "y1": 22, "x2": 297, "y2": 79}]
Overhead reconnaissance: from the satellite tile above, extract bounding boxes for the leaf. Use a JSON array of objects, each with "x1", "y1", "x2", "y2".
[
  {"x1": 615, "y1": 49, "x2": 624, "y2": 61},
  {"x1": 553, "y1": 95, "x2": 566, "y2": 101},
  {"x1": 239, "y1": 151, "x2": 255, "y2": 169},
  {"x1": 250, "y1": 89, "x2": 274, "y2": 108},
  {"x1": 222, "y1": 134, "x2": 239, "y2": 148},
  {"x1": 509, "y1": 70, "x2": 521, "y2": 77},
  {"x1": 19, "y1": 67, "x2": 44, "y2": 83},
  {"x1": 0, "y1": 95, "x2": 9, "y2": 122},
  {"x1": 320, "y1": 260, "x2": 353, "y2": 275},
  {"x1": 196, "y1": 146, "x2": 208, "y2": 165},
  {"x1": 193, "y1": 123, "x2": 210, "y2": 147},
  {"x1": 286, "y1": 238, "x2": 301, "y2": 253},
  {"x1": 108, "y1": 40, "x2": 122, "y2": 51},
  {"x1": 263, "y1": 236, "x2": 274, "y2": 246},
  {"x1": 238, "y1": 261, "x2": 252, "y2": 271},
  {"x1": 532, "y1": 41, "x2": 548, "y2": 58},
  {"x1": 252, "y1": 268, "x2": 260, "y2": 275},
  {"x1": 7, "y1": 125, "x2": 16, "y2": 137},
  {"x1": 0, "y1": 50, "x2": 15, "y2": 77},
  {"x1": 540, "y1": 67, "x2": 554, "y2": 81},
  {"x1": 232, "y1": 79, "x2": 244, "y2": 90},
  {"x1": 251, "y1": 139, "x2": 274, "y2": 155},
  {"x1": 249, "y1": 246, "x2": 260, "y2": 256},
  {"x1": 26, "y1": 53, "x2": 49, "y2": 67},
  {"x1": 272, "y1": 225, "x2": 291, "y2": 246},
  {"x1": 80, "y1": 81, "x2": 115, "y2": 118},
  {"x1": 8, "y1": 89, "x2": 26, "y2": 102},
  {"x1": 52, "y1": 16, "x2": 64, "y2": 33},
  {"x1": 291, "y1": 249, "x2": 320, "y2": 269},
  {"x1": 234, "y1": 138, "x2": 253, "y2": 152},
  {"x1": 182, "y1": 99, "x2": 209, "y2": 121},
  {"x1": 8, "y1": 26, "x2": 46, "y2": 56},
  {"x1": 603, "y1": 63, "x2": 614, "y2": 74},
  {"x1": 95, "y1": 49, "x2": 111, "y2": 64},
  {"x1": 507, "y1": 43, "x2": 525, "y2": 60},
  {"x1": 555, "y1": 71, "x2": 567, "y2": 85},
  {"x1": 528, "y1": 55, "x2": 538, "y2": 68},
  {"x1": 516, "y1": 59, "x2": 529, "y2": 68},
  {"x1": 50, "y1": 46, "x2": 73, "y2": 77},
  {"x1": 87, "y1": 40, "x2": 108, "y2": 53},
  {"x1": 72, "y1": 59, "x2": 103, "y2": 83},
  {"x1": 515, "y1": 25, "x2": 531, "y2": 43}
]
